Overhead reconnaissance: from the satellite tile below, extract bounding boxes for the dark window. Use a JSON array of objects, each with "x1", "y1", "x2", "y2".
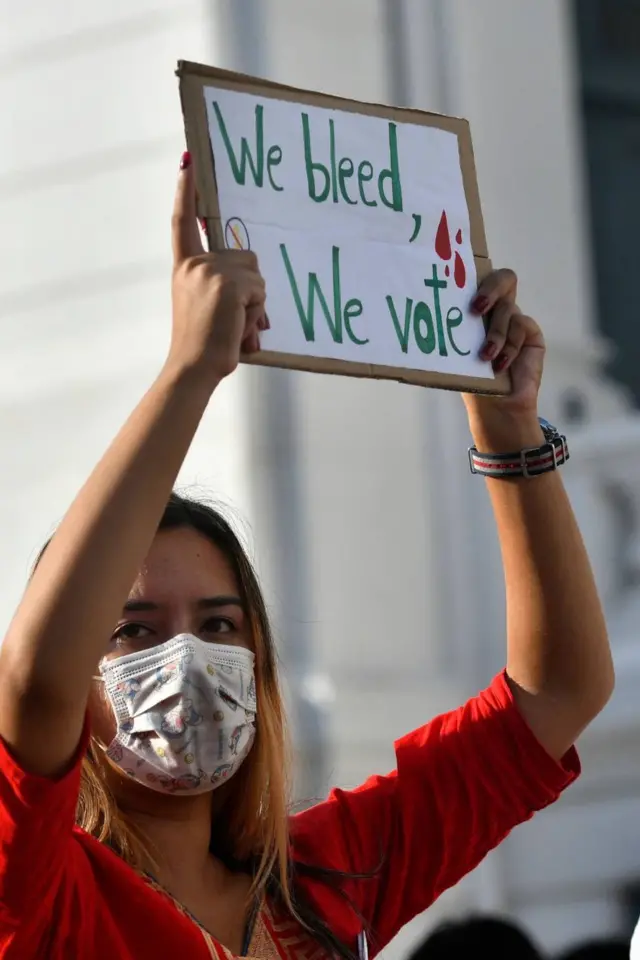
[{"x1": 574, "y1": 0, "x2": 640, "y2": 404}]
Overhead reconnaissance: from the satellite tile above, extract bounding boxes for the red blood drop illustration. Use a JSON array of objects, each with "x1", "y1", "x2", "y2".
[
  {"x1": 454, "y1": 251, "x2": 466, "y2": 289},
  {"x1": 456, "y1": 228, "x2": 463, "y2": 244},
  {"x1": 435, "y1": 210, "x2": 452, "y2": 260},
  {"x1": 445, "y1": 265, "x2": 450, "y2": 277}
]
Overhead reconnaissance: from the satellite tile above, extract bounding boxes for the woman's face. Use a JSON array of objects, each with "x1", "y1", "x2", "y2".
[{"x1": 89, "y1": 525, "x2": 251, "y2": 748}]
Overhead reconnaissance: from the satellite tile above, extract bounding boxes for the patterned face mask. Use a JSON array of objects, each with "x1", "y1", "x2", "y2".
[{"x1": 97, "y1": 634, "x2": 257, "y2": 795}]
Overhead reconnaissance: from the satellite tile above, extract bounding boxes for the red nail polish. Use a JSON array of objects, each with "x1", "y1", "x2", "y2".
[
  {"x1": 480, "y1": 340, "x2": 497, "y2": 360},
  {"x1": 180, "y1": 150, "x2": 192, "y2": 170},
  {"x1": 471, "y1": 295, "x2": 489, "y2": 315},
  {"x1": 494, "y1": 353, "x2": 509, "y2": 372}
]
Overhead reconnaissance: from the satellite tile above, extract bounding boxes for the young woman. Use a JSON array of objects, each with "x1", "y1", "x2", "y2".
[{"x1": 0, "y1": 152, "x2": 613, "y2": 960}]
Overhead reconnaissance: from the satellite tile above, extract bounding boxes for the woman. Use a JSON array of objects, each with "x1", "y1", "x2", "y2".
[{"x1": 0, "y1": 152, "x2": 613, "y2": 959}]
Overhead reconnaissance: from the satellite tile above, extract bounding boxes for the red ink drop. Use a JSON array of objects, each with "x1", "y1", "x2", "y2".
[
  {"x1": 444, "y1": 265, "x2": 450, "y2": 277},
  {"x1": 454, "y1": 251, "x2": 466, "y2": 289},
  {"x1": 456, "y1": 228, "x2": 463, "y2": 244},
  {"x1": 435, "y1": 210, "x2": 452, "y2": 260}
]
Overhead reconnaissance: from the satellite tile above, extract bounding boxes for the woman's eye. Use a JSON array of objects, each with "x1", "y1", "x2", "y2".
[
  {"x1": 203, "y1": 616, "x2": 235, "y2": 635},
  {"x1": 112, "y1": 623, "x2": 152, "y2": 642}
]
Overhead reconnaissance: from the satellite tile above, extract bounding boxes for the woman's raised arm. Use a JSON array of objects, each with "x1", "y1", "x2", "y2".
[
  {"x1": 464, "y1": 269, "x2": 613, "y2": 759},
  {"x1": 0, "y1": 155, "x2": 266, "y2": 777}
]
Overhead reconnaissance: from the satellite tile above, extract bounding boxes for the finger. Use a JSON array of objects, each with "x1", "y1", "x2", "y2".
[
  {"x1": 479, "y1": 298, "x2": 521, "y2": 361},
  {"x1": 242, "y1": 331, "x2": 261, "y2": 355},
  {"x1": 221, "y1": 249, "x2": 261, "y2": 272},
  {"x1": 172, "y1": 151, "x2": 204, "y2": 265},
  {"x1": 492, "y1": 314, "x2": 527, "y2": 373},
  {"x1": 243, "y1": 303, "x2": 264, "y2": 342},
  {"x1": 470, "y1": 268, "x2": 517, "y2": 316},
  {"x1": 241, "y1": 302, "x2": 264, "y2": 356},
  {"x1": 241, "y1": 313, "x2": 262, "y2": 355},
  {"x1": 237, "y1": 269, "x2": 266, "y2": 309}
]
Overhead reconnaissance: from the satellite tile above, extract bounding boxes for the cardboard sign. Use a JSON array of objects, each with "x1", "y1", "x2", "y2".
[{"x1": 177, "y1": 62, "x2": 506, "y2": 394}]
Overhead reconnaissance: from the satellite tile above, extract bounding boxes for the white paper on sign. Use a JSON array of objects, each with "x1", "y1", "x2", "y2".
[{"x1": 203, "y1": 86, "x2": 492, "y2": 381}]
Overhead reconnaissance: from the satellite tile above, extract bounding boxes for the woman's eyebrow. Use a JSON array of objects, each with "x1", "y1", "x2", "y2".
[
  {"x1": 196, "y1": 596, "x2": 244, "y2": 610},
  {"x1": 121, "y1": 596, "x2": 244, "y2": 613}
]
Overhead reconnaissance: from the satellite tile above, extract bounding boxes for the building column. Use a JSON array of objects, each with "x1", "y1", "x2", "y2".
[{"x1": 208, "y1": 0, "x2": 330, "y2": 800}]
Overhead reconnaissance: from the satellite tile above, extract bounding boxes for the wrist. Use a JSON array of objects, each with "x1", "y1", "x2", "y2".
[
  {"x1": 467, "y1": 408, "x2": 543, "y2": 454},
  {"x1": 158, "y1": 357, "x2": 222, "y2": 402}
]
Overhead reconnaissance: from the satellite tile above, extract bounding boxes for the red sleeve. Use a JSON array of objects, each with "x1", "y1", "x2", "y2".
[
  {"x1": 290, "y1": 671, "x2": 579, "y2": 955},
  {"x1": 0, "y1": 720, "x2": 89, "y2": 949}
]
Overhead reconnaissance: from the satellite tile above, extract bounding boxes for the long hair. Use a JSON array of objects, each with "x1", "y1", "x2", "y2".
[{"x1": 36, "y1": 492, "x2": 359, "y2": 960}]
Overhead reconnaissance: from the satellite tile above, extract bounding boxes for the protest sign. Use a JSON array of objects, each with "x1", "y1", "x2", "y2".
[{"x1": 177, "y1": 62, "x2": 506, "y2": 394}]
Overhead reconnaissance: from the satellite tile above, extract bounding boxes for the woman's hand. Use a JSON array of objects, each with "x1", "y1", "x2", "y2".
[
  {"x1": 463, "y1": 268, "x2": 546, "y2": 450},
  {"x1": 168, "y1": 152, "x2": 267, "y2": 389}
]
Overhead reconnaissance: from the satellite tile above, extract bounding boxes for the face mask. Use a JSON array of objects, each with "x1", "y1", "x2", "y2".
[{"x1": 97, "y1": 633, "x2": 257, "y2": 795}]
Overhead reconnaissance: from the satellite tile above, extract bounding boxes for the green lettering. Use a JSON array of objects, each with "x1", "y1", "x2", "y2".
[
  {"x1": 302, "y1": 113, "x2": 331, "y2": 203},
  {"x1": 378, "y1": 123, "x2": 403, "y2": 212},
  {"x1": 338, "y1": 157, "x2": 357, "y2": 205},
  {"x1": 357, "y1": 161, "x2": 377, "y2": 206},
  {"x1": 386, "y1": 296, "x2": 413, "y2": 353},
  {"x1": 413, "y1": 301, "x2": 436, "y2": 354},
  {"x1": 266, "y1": 145, "x2": 284, "y2": 191},
  {"x1": 423, "y1": 264, "x2": 449, "y2": 356},
  {"x1": 344, "y1": 299, "x2": 368, "y2": 344},
  {"x1": 329, "y1": 120, "x2": 339, "y2": 203},
  {"x1": 280, "y1": 243, "x2": 344, "y2": 343},
  {"x1": 446, "y1": 307, "x2": 469, "y2": 356},
  {"x1": 330, "y1": 244, "x2": 342, "y2": 338},
  {"x1": 212, "y1": 102, "x2": 265, "y2": 187}
]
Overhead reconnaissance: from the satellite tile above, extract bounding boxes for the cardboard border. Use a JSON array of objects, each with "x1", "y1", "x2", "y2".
[{"x1": 177, "y1": 61, "x2": 509, "y2": 396}]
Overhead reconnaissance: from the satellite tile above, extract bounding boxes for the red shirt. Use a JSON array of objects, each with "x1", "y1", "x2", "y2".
[{"x1": 0, "y1": 671, "x2": 578, "y2": 959}]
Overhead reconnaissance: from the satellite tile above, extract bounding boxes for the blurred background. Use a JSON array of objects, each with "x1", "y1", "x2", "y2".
[{"x1": 1, "y1": 0, "x2": 640, "y2": 956}]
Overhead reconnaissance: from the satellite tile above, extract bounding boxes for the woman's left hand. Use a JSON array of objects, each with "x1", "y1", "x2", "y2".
[{"x1": 464, "y1": 268, "x2": 545, "y2": 420}]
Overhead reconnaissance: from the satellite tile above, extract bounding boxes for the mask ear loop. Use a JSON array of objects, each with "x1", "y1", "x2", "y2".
[
  {"x1": 89, "y1": 662, "x2": 116, "y2": 755},
  {"x1": 92, "y1": 655, "x2": 109, "y2": 683}
]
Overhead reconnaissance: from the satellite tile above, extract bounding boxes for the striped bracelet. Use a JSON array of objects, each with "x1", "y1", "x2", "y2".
[{"x1": 468, "y1": 431, "x2": 569, "y2": 479}]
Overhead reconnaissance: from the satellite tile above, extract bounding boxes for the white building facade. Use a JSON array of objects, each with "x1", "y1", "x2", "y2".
[{"x1": 1, "y1": 0, "x2": 640, "y2": 955}]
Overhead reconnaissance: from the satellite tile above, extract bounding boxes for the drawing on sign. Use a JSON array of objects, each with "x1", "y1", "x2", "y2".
[
  {"x1": 224, "y1": 217, "x2": 250, "y2": 250},
  {"x1": 177, "y1": 62, "x2": 504, "y2": 393},
  {"x1": 434, "y1": 211, "x2": 466, "y2": 289}
]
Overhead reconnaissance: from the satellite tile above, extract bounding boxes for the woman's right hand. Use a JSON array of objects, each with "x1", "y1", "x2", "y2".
[{"x1": 168, "y1": 152, "x2": 267, "y2": 388}]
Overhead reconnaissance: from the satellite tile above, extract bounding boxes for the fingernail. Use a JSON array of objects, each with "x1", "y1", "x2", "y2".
[
  {"x1": 264, "y1": 313, "x2": 271, "y2": 330},
  {"x1": 494, "y1": 353, "x2": 509, "y2": 372},
  {"x1": 471, "y1": 295, "x2": 489, "y2": 315},
  {"x1": 180, "y1": 150, "x2": 192, "y2": 170},
  {"x1": 480, "y1": 340, "x2": 498, "y2": 361}
]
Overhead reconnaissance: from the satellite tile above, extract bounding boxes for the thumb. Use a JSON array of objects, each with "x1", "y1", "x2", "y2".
[{"x1": 172, "y1": 151, "x2": 204, "y2": 265}]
